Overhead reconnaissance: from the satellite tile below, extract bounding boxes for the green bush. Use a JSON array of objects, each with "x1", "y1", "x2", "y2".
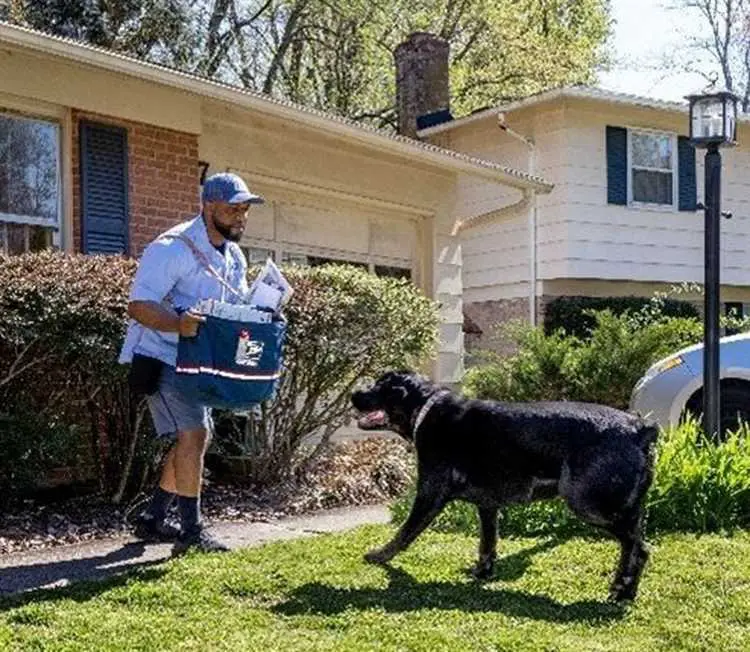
[
  {"x1": 461, "y1": 322, "x2": 581, "y2": 402},
  {"x1": 571, "y1": 311, "x2": 703, "y2": 408},
  {"x1": 464, "y1": 311, "x2": 702, "y2": 410},
  {"x1": 390, "y1": 418, "x2": 750, "y2": 538},
  {"x1": 0, "y1": 407, "x2": 87, "y2": 501},
  {"x1": 0, "y1": 252, "x2": 150, "y2": 503},
  {"x1": 0, "y1": 252, "x2": 439, "y2": 500},
  {"x1": 544, "y1": 295, "x2": 700, "y2": 339},
  {"x1": 212, "y1": 263, "x2": 439, "y2": 483}
]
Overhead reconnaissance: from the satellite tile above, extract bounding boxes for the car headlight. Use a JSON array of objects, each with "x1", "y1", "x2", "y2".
[
  {"x1": 653, "y1": 356, "x2": 684, "y2": 375},
  {"x1": 633, "y1": 356, "x2": 685, "y2": 394}
]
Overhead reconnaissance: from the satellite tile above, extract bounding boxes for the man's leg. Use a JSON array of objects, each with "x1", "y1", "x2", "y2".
[
  {"x1": 159, "y1": 446, "x2": 178, "y2": 493},
  {"x1": 133, "y1": 364, "x2": 227, "y2": 552},
  {"x1": 134, "y1": 446, "x2": 181, "y2": 541},
  {"x1": 172, "y1": 426, "x2": 229, "y2": 554}
]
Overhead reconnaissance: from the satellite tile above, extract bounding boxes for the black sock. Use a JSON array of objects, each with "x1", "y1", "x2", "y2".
[
  {"x1": 145, "y1": 487, "x2": 175, "y2": 523},
  {"x1": 178, "y1": 495, "x2": 201, "y2": 533}
]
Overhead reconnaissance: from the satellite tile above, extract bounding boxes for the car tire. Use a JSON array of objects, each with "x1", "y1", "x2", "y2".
[{"x1": 685, "y1": 383, "x2": 750, "y2": 441}]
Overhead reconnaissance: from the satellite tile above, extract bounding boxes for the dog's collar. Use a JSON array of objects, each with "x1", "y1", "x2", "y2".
[{"x1": 412, "y1": 390, "x2": 450, "y2": 438}]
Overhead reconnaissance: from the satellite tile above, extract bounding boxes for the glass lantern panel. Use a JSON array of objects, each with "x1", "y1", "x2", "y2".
[{"x1": 693, "y1": 97, "x2": 725, "y2": 138}]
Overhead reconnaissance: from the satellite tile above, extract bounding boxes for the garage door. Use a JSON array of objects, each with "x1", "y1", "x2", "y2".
[{"x1": 240, "y1": 196, "x2": 417, "y2": 280}]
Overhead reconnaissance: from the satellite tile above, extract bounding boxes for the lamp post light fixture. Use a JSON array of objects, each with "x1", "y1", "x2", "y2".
[{"x1": 685, "y1": 87, "x2": 740, "y2": 439}]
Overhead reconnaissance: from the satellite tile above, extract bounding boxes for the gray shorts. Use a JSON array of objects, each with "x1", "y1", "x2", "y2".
[{"x1": 146, "y1": 364, "x2": 213, "y2": 439}]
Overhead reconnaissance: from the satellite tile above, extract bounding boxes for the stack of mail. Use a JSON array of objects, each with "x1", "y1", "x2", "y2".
[
  {"x1": 246, "y1": 258, "x2": 293, "y2": 313},
  {"x1": 191, "y1": 299, "x2": 273, "y2": 323}
]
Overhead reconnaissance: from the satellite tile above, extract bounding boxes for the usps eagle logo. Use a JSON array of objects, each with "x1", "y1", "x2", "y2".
[{"x1": 235, "y1": 329, "x2": 264, "y2": 367}]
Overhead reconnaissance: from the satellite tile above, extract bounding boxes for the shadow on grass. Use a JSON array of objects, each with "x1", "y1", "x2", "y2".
[
  {"x1": 272, "y1": 540, "x2": 626, "y2": 625},
  {"x1": 478, "y1": 538, "x2": 562, "y2": 582},
  {"x1": 0, "y1": 543, "x2": 168, "y2": 612}
]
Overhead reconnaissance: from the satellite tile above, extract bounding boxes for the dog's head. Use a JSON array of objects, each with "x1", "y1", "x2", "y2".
[{"x1": 351, "y1": 370, "x2": 436, "y2": 440}]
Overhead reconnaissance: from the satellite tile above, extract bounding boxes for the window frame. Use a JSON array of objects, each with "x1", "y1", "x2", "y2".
[
  {"x1": 240, "y1": 237, "x2": 414, "y2": 281},
  {"x1": 626, "y1": 127, "x2": 679, "y2": 211},
  {"x1": 0, "y1": 108, "x2": 63, "y2": 253}
]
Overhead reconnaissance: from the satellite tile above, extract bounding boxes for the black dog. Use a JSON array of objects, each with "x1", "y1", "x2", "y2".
[{"x1": 351, "y1": 370, "x2": 658, "y2": 602}]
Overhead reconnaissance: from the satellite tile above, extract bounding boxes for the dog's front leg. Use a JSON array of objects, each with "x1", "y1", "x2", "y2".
[
  {"x1": 364, "y1": 476, "x2": 449, "y2": 565},
  {"x1": 471, "y1": 506, "x2": 498, "y2": 580}
]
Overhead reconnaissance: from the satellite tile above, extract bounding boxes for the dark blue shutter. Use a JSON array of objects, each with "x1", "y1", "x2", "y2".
[
  {"x1": 80, "y1": 121, "x2": 129, "y2": 254},
  {"x1": 678, "y1": 135, "x2": 697, "y2": 211},
  {"x1": 606, "y1": 126, "x2": 628, "y2": 205}
]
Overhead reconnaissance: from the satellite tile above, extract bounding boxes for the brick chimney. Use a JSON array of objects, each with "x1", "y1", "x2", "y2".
[{"x1": 394, "y1": 32, "x2": 451, "y2": 138}]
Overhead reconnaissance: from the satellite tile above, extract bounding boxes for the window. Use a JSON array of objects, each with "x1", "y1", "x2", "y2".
[
  {"x1": 273, "y1": 247, "x2": 413, "y2": 280},
  {"x1": 281, "y1": 251, "x2": 311, "y2": 266},
  {"x1": 0, "y1": 111, "x2": 61, "y2": 253},
  {"x1": 242, "y1": 246, "x2": 274, "y2": 264},
  {"x1": 375, "y1": 264, "x2": 412, "y2": 280},
  {"x1": 280, "y1": 251, "x2": 367, "y2": 270},
  {"x1": 307, "y1": 255, "x2": 367, "y2": 270},
  {"x1": 629, "y1": 130, "x2": 676, "y2": 206},
  {"x1": 607, "y1": 126, "x2": 696, "y2": 211}
]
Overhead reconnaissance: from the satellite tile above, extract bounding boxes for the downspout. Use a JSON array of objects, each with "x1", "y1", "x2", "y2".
[
  {"x1": 451, "y1": 193, "x2": 531, "y2": 236},
  {"x1": 528, "y1": 146, "x2": 537, "y2": 326},
  {"x1": 449, "y1": 114, "x2": 540, "y2": 327},
  {"x1": 497, "y1": 114, "x2": 537, "y2": 326}
]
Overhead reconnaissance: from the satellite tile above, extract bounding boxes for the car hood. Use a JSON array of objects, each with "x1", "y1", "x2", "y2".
[{"x1": 646, "y1": 331, "x2": 750, "y2": 374}]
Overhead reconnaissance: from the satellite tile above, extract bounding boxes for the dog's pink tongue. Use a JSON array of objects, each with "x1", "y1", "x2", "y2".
[{"x1": 357, "y1": 410, "x2": 386, "y2": 430}]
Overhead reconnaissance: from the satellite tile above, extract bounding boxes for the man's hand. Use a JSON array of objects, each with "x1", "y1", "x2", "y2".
[{"x1": 178, "y1": 311, "x2": 205, "y2": 338}]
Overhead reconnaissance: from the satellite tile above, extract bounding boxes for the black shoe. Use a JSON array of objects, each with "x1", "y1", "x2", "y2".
[
  {"x1": 133, "y1": 514, "x2": 181, "y2": 542},
  {"x1": 172, "y1": 526, "x2": 230, "y2": 555}
]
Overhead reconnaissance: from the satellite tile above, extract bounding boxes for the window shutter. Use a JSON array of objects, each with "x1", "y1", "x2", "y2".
[
  {"x1": 606, "y1": 126, "x2": 627, "y2": 205},
  {"x1": 80, "y1": 121, "x2": 129, "y2": 254},
  {"x1": 678, "y1": 135, "x2": 697, "y2": 211}
]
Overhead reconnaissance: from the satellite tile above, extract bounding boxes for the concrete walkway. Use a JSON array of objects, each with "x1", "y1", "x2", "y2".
[{"x1": 0, "y1": 505, "x2": 391, "y2": 596}]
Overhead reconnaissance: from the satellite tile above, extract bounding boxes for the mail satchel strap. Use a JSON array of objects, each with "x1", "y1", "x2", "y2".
[{"x1": 168, "y1": 233, "x2": 245, "y2": 301}]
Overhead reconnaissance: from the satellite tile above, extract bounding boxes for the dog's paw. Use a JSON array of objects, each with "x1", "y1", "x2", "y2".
[
  {"x1": 468, "y1": 560, "x2": 495, "y2": 581},
  {"x1": 364, "y1": 548, "x2": 394, "y2": 565},
  {"x1": 608, "y1": 579, "x2": 637, "y2": 603}
]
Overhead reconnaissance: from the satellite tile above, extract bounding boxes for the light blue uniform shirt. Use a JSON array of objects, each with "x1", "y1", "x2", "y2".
[{"x1": 119, "y1": 215, "x2": 249, "y2": 367}]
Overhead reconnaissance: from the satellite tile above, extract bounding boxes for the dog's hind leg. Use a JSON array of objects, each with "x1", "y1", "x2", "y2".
[
  {"x1": 364, "y1": 475, "x2": 450, "y2": 565},
  {"x1": 560, "y1": 448, "x2": 652, "y2": 602},
  {"x1": 606, "y1": 463, "x2": 653, "y2": 602},
  {"x1": 471, "y1": 506, "x2": 498, "y2": 580},
  {"x1": 604, "y1": 509, "x2": 650, "y2": 602}
]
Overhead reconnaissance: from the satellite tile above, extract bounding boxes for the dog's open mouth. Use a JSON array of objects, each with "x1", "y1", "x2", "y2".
[{"x1": 356, "y1": 410, "x2": 388, "y2": 430}]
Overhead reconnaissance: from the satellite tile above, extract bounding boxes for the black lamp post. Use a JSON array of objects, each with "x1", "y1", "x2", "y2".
[{"x1": 685, "y1": 87, "x2": 739, "y2": 439}]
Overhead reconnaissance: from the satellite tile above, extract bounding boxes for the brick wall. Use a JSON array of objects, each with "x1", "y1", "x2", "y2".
[
  {"x1": 394, "y1": 32, "x2": 450, "y2": 138},
  {"x1": 72, "y1": 110, "x2": 200, "y2": 256},
  {"x1": 464, "y1": 298, "x2": 529, "y2": 357},
  {"x1": 464, "y1": 296, "x2": 554, "y2": 359}
]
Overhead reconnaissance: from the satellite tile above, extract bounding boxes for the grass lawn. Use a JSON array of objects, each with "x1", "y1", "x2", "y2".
[{"x1": 2, "y1": 524, "x2": 750, "y2": 651}]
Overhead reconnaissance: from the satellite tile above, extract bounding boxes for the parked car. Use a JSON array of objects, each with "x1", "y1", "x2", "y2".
[{"x1": 630, "y1": 331, "x2": 750, "y2": 437}]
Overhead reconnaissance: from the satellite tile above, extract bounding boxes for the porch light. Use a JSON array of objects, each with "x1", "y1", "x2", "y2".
[{"x1": 686, "y1": 88, "x2": 739, "y2": 147}]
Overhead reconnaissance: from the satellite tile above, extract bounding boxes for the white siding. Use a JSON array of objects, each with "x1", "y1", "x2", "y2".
[
  {"x1": 560, "y1": 100, "x2": 750, "y2": 287},
  {"x1": 437, "y1": 96, "x2": 750, "y2": 300},
  {"x1": 442, "y1": 106, "x2": 571, "y2": 301}
]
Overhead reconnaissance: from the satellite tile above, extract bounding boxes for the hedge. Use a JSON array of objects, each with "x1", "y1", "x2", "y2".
[
  {"x1": 0, "y1": 251, "x2": 439, "y2": 503},
  {"x1": 544, "y1": 295, "x2": 700, "y2": 339}
]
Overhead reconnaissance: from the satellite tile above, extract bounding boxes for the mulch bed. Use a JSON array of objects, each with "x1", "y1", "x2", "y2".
[{"x1": 0, "y1": 438, "x2": 415, "y2": 556}]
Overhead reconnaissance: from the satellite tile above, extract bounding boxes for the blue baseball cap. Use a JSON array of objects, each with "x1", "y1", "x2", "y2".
[{"x1": 201, "y1": 172, "x2": 264, "y2": 205}]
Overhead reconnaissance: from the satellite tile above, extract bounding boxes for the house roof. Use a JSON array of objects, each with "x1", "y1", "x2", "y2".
[
  {"x1": 417, "y1": 85, "x2": 748, "y2": 137},
  {"x1": 0, "y1": 21, "x2": 553, "y2": 193}
]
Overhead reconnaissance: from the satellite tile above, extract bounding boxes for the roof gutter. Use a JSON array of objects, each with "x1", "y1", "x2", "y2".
[
  {"x1": 418, "y1": 85, "x2": 750, "y2": 138},
  {"x1": 451, "y1": 192, "x2": 530, "y2": 236},
  {"x1": 418, "y1": 89, "x2": 569, "y2": 137},
  {"x1": 0, "y1": 22, "x2": 552, "y2": 194}
]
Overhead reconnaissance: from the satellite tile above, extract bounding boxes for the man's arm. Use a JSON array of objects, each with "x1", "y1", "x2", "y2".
[
  {"x1": 127, "y1": 238, "x2": 204, "y2": 337},
  {"x1": 127, "y1": 301, "x2": 204, "y2": 337}
]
